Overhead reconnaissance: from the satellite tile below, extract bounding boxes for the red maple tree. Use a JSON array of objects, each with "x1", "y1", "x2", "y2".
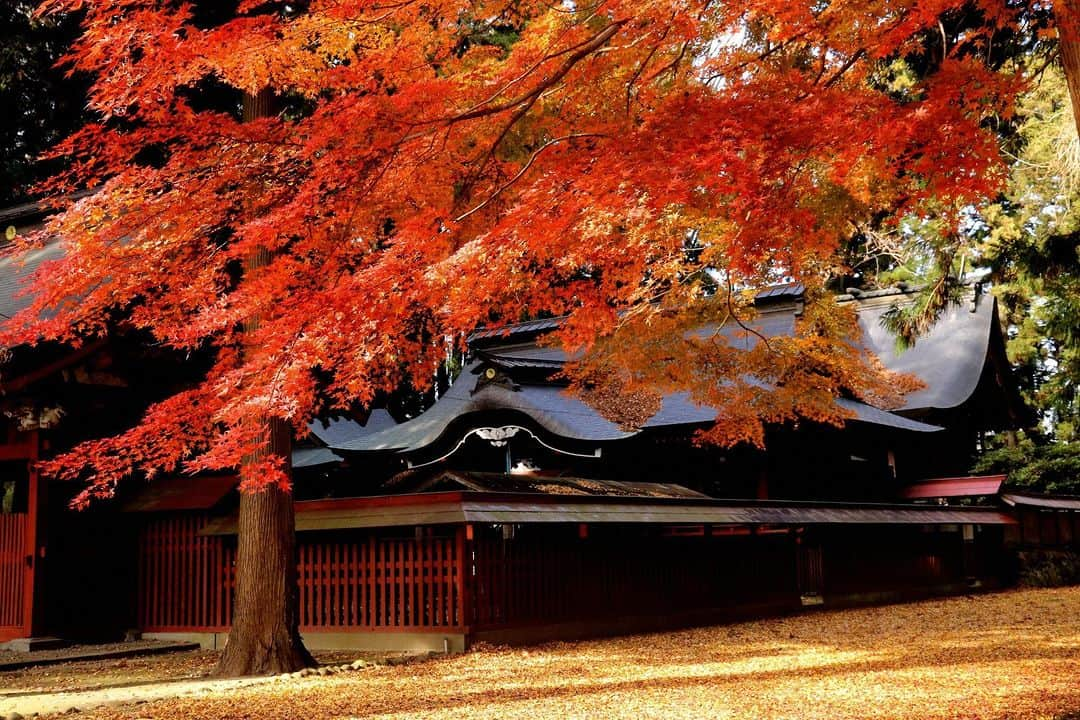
[{"x1": 3, "y1": 0, "x2": 1021, "y2": 673}]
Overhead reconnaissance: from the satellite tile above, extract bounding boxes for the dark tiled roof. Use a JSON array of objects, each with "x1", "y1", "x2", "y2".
[
  {"x1": 336, "y1": 362, "x2": 636, "y2": 452},
  {"x1": 477, "y1": 306, "x2": 797, "y2": 367},
  {"x1": 0, "y1": 236, "x2": 63, "y2": 321},
  {"x1": 466, "y1": 283, "x2": 999, "y2": 414},
  {"x1": 308, "y1": 411, "x2": 397, "y2": 448},
  {"x1": 753, "y1": 281, "x2": 805, "y2": 300},
  {"x1": 479, "y1": 353, "x2": 564, "y2": 371},
  {"x1": 854, "y1": 294, "x2": 996, "y2": 411},
  {"x1": 468, "y1": 283, "x2": 805, "y2": 344},
  {"x1": 1001, "y1": 493, "x2": 1080, "y2": 510},
  {"x1": 292, "y1": 447, "x2": 344, "y2": 469},
  {"x1": 0, "y1": 190, "x2": 96, "y2": 227},
  {"x1": 388, "y1": 469, "x2": 708, "y2": 498},
  {"x1": 338, "y1": 296, "x2": 948, "y2": 456},
  {"x1": 336, "y1": 358, "x2": 942, "y2": 455},
  {"x1": 468, "y1": 316, "x2": 565, "y2": 343}
]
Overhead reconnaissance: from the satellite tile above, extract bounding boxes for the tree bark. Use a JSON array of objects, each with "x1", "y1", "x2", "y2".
[
  {"x1": 215, "y1": 417, "x2": 314, "y2": 676},
  {"x1": 215, "y1": 89, "x2": 315, "y2": 677},
  {"x1": 1060, "y1": 0, "x2": 1080, "y2": 139}
]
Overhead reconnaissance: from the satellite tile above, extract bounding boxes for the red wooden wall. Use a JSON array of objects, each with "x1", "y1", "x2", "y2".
[
  {"x1": 1016, "y1": 509, "x2": 1080, "y2": 548},
  {"x1": 137, "y1": 516, "x2": 464, "y2": 633},
  {"x1": 136, "y1": 517, "x2": 1003, "y2": 640},
  {"x1": 814, "y1": 525, "x2": 967, "y2": 594},
  {"x1": 468, "y1": 525, "x2": 798, "y2": 630},
  {"x1": 0, "y1": 513, "x2": 27, "y2": 636}
]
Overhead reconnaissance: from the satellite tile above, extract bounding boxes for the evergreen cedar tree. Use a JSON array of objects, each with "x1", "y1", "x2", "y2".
[{"x1": 0, "y1": 0, "x2": 1045, "y2": 674}]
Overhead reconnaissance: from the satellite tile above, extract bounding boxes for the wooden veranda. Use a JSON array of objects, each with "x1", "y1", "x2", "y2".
[{"x1": 131, "y1": 491, "x2": 1016, "y2": 651}]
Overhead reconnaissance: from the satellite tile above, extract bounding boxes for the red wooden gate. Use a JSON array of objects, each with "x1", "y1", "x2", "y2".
[{"x1": 0, "y1": 513, "x2": 28, "y2": 640}]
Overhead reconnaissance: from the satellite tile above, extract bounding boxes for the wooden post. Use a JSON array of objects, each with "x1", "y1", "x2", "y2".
[
  {"x1": 456, "y1": 525, "x2": 471, "y2": 635},
  {"x1": 756, "y1": 468, "x2": 769, "y2": 500},
  {"x1": 23, "y1": 431, "x2": 45, "y2": 637}
]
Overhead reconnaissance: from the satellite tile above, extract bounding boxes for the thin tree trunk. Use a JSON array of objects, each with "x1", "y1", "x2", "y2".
[
  {"x1": 215, "y1": 89, "x2": 315, "y2": 677},
  {"x1": 1060, "y1": 0, "x2": 1080, "y2": 139}
]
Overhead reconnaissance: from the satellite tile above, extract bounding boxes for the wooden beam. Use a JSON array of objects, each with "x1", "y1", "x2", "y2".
[
  {"x1": 1, "y1": 340, "x2": 106, "y2": 395},
  {"x1": 0, "y1": 443, "x2": 35, "y2": 461}
]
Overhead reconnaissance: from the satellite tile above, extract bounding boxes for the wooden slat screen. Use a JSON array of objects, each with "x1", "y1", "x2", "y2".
[
  {"x1": 468, "y1": 526, "x2": 798, "y2": 630},
  {"x1": 0, "y1": 513, "x2": 26, "y2": 630},
  {"x1": 137, "y1": 517, "x2": 463, "y2": 632},
  {"x1": 297, "y1": 533, "x2": 460, "y2": 630},
  {"x1": 138, "y1": 514, "x2": 234, "y2": 631}
]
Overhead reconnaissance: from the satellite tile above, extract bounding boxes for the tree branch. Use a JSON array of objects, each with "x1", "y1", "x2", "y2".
[{"x1": 454, "y1": 133, "x2": 607, "y2": 222}]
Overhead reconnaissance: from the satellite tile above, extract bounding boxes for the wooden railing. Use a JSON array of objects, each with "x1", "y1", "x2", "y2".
[
  {"x1": 299, "y1": 533, "x2": 461, "y2": 630},
  {"x1": 137, "y1": 516, "x2": 464, "y2": 633}
]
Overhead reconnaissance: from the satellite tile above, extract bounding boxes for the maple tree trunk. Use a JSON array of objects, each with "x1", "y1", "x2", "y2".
[
  {"x1": 1060, "y1": 0, "x2": 1080, "y2": 140},
  {"x1": 215, "y1": 418, "x2": 314, "y2": 676},
  {"x1": 215, "y1": 89, "x2": 315, "y2": 677}
]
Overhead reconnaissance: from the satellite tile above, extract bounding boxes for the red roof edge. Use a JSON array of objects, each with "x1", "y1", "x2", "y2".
[{"x1": 899, "y1": 474, "x2": 1006, "y2": 499}]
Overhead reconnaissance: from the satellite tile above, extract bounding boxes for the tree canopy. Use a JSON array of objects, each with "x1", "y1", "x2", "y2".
[
  {"x1": 983, "y1": 66, "x2": 1080, "y2": 442},
  {"x1": 1, "y1": 0, "x2": 1025, "y2": 504},
  {"x1": 828, "y1": 14, "x2": 1080, "y2": 492}
]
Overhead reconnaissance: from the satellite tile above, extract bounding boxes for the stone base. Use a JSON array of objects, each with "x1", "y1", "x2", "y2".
[
  {"x1": 1, "y1": 636, "x2": 70, "y2": 652},
  {"x1": 143, "y1": 631, "x2": 466, "y2": 654}
]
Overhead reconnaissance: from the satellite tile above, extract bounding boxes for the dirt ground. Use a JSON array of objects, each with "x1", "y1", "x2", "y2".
[
  {"x1": 0, "y1": 649, "x2": 366, "y2": 695},
  {"x1": 2, "y1": 586, "x2": 1078, "y2": 719}
]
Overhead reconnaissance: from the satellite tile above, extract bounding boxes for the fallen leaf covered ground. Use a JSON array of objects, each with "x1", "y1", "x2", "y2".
[
  {"x1": 34, "y1": 587, "x2": 1080, "y2": 719},
  {"x1": 0, "y1": 649, "x2": 220, "y2": 695}
]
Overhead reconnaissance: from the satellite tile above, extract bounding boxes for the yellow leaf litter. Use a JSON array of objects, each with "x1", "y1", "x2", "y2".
[{"x1": 69, "y1": 586, "x2": 1080, "y2": 719}]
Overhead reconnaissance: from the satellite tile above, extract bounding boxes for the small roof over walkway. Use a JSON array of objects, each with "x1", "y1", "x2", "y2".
[
  {"x1": 1001, "y1": 493, "x2": 1080, "y2": 511},
  {"x1": 200, "y1": 491, "x2": 1016, "y2": 535}
]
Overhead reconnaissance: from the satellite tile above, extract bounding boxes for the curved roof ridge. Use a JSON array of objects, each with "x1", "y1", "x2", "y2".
[{"x1": 335, "y1": 359, "x2": 942, "y2": 457}]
